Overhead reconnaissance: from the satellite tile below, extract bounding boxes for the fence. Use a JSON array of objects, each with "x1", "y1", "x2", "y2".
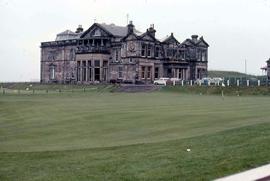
[
  {"x1": 0, "y1": 78, "x2": 269, "y2": 95},
  {"x1": 172, "y1": 77, "x2": 269, "y2": 87},
  {"x1": 0, "y1": 86, "x2": 114, "y2": 95}
]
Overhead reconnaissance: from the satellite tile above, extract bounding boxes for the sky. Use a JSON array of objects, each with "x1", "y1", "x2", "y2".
[{"x1": 0, "y1": 0, "x2": 270, "y2": 82}]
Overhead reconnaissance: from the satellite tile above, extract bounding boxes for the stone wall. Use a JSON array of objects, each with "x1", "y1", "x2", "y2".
[{"x1": 40, "y1": 45, "x2": 76, "y2": 83}]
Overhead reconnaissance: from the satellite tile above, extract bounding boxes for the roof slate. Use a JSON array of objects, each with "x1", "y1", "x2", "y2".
[
  {"x1": 97, "y1": 23, "x2": 141, "y2": 37},
  {"x1": 55, "y1": 30, "x2": 81, "y2": 41}
]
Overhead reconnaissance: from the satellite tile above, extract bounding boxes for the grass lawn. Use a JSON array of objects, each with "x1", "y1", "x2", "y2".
[{"x1": 0, "y1": 91, "x2": 270, "y2": 180}]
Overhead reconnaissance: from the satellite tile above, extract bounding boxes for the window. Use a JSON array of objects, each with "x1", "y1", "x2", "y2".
[
  {"x1": 178, "y1": 69, "x2": 182, "y2": 79},
  {"x1": 77, "y1": 61, "x2": 81, "y2": 81},
  {"x1": 141, "y1": 66, "x2": 145, "y2": 79},
  {"x1": 147, "y1": 45, "x2": 151, "y2": 57},
  {"x1": 189, "y1": 48, "x2": 196, "y2": 58},
  {"x1": 82, "y1": 61, "x2": 86, "y2": 81},
  {"x1": 173, "y1": 49, "x2": 177, "y2": 57},
  {"x1": 103, "y1": 60, "x2": 108, "y2": 67},
  {"x1": 94, "y1": 60, "x2": 100, "y2": 81},
  {"x1": 118, "y1": 67, "x2": 123, "y2": 78},
  {"x1": 49, "y1": 65, "x2": 55, "y2": 80},
  {"x1": 103, "y1": 60, "x2": 108, "y2": 81},
  {"x1": 88, "y1": 60, "x2": 92, "y2": 81},
  {"x1": 202, "y1": 52, "x2": 206, "y2": 62},
  {"x1": 94, "y1": 60, "x2": 100, "y2": 67},
  {"x1": 155, "y1": 67, "x2": 159, "y2": 79},
  {"x1": 94, "y1": 68, "x2": 100, "y2": 81},
  {"x1": 155, "y1": 47, "x2": 159, "y2": 58},
  {"x1": 141, "y1": 43, "x2": 146, "y2": 56},
  {"x1": 147, "y1": 67, "x2": 151, "y2": 79},
  {"x1": 115, "y1": 49, "x2": 119, "y2": 62},
  {"x1": 94, "y1": 29, "x2": 101, "y2": 36},
  {"x1": 180, "y1": 51, "x2": 185, "y2": 59},
  {"x1": 167, "y1": 49, "x2": 173, "y2": 57},
  {"x1": 197, "y1": 69, "x2": 201, "y2": 79},
  {"x1": 167, "y1": 68, "x2": 172, "y2": 78}
]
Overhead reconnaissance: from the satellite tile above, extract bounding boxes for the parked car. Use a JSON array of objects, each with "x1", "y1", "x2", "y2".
[
  {"x1": 195, "y1": 79, "x2": 202, "y2": 85},
  {"x1": 212, "y1": 77, "x2": 224, "y2": 85},
  {"x1": 154, "y1": 78, "x2": 169, "y2": 85},
  {"x1": 201, "y1": 77, "x2": 212, "y2": 85}
]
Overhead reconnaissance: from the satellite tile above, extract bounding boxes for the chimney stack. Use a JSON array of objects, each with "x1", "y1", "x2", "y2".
[
  {"x1": 76, "y1": 25, "x2": 84, "y2": 33},
  {"x1": 148, "y1": 24, "x2": 156, "y2": 37},
  {"x1": 127, "y1": 21, "x2": 134, "y2": 34},
  {"x1": 191, "y1": 35, "x2": 199, "y2": 42}
]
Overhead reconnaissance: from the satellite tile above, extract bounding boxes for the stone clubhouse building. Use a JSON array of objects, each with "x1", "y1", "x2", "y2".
[{"x1": 40, "y1": 21, "x2": 209, "y2": 84}]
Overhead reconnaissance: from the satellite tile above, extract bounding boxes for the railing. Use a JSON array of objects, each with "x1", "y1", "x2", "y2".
[{"x1": 76, "y1": 46, "x2": 110, "y2": 54}]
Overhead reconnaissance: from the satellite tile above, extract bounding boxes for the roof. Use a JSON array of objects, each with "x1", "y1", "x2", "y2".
[
  {"x1": 161, "y1": 33, "x2": 180, "y2": 44},
  {"x1": 159, "y1": 35, "x2": 170, "y2": 42},
  {"x1": 97, "y1": 23, "x2": 141, "y2": 37},
  {"x1": 55, "y1": 30, "x2": 81, "y2": 41},
  {"x1": 98, "y1": 23, "x2": 127, "y2": 37},
  {"x1": 182, "y1": 36, "x2": 209, "y2": 47}
]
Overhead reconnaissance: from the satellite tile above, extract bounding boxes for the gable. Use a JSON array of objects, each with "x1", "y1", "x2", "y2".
[
  {"x1": 122, "y1": 33, "x2": 139, "y2": 41},
  {"x1": 197, "y1": 38, "x2": 209, "y2": 47},
  {"x1": 182, "y1": 39, "x2": 195, "y2": 46},
  {"x1": 197, "y1": 41, "x2": 208, "y2": 47},
  {"x1": 162, "y1": 34, "x2": 180, "y2": 45},
  {"x1": 139, "y1": 33, "x2": 156, "y2": 42},
  {"x1": 142, "y1": 35, "x2": 154, "y2": 41},
  {"x1": 164, "y1": 37, "x2": 179, "y2": 45},
  {"x1": 80, "y1": 24, "x2": 113, "y2": 39}
]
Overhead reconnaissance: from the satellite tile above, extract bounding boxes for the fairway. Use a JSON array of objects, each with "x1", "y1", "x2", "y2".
[{"x1": 1, "y1": 91, "x2": 270, "y2": 180}]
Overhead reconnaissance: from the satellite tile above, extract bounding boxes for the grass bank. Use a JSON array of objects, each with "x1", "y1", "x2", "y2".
[{"x1": 162, "y1": 85, "x2": 270, "y2": 96}]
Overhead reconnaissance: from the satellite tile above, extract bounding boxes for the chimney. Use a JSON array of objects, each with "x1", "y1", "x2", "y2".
[
  {"x1": 127, "y1": 21, "x2": 134, "y2": 34},
  {"x1": 191, "y1": 35, "x2": 198, "y2": 42},
  {"x1": 148, "y1": 24, "x2": 156, "y2": 37},
  {"x1": 267, "y1": 58, "x2": 270, "y2": 64},
  {"x1": 76, "y1": 25, "x2": 84, "y2": 33}
]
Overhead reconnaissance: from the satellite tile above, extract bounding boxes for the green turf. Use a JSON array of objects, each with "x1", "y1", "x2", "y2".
[
  {"x1": 0, "y1": 92, "x2": 270, "y2": 180},
  {"x1": 208, "y1": 70, "x2": 263, "y2": 79},
  {"x1": 162, "y1": 86, "x2": 270, "y2": 96}
]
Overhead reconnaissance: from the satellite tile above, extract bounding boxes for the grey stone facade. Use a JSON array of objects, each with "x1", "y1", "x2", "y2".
[{"x1": 40, "y1": 22, "x2": 209, "y2": 84}]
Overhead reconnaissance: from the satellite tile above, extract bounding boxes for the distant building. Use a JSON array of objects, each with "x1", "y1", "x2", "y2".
[{"x1": 40, "y1": 21, "x2": 209, "y2": 84}]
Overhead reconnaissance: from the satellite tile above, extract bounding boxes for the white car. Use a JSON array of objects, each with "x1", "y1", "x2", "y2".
[
  {"x1": 154, "y1": 78, "x2": 169, "y2": 85},
  {"x1": 212, "y1": 77, "x2": 224, "y2": 85},
  {"x1": 201, "y1": 77, "x2": 212, "y2": 85}
]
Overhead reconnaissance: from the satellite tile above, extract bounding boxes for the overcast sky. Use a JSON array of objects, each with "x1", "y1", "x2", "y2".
[{"x1": 0, "y1": 0, "x2": 270, "y2": 82}]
